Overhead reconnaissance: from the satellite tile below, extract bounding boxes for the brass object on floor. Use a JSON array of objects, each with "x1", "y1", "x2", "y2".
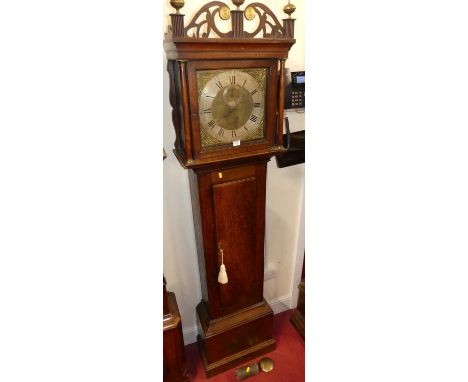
[
  {"x1": 259, "y1": 357, "x2": 275, "y2": 372},
  {"x1": 235, "y1": 363, "x2": 260, "y2": 380},
  {"x1": 235, "y1": 357, "x2": 275, "y2": 380}
]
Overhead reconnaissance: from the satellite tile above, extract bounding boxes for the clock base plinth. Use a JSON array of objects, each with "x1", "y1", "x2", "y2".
[{"x1": 196, "y1": 299, "x2": 276, "y2": 378}]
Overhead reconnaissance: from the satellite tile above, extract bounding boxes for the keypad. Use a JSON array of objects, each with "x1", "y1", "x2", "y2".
[{"x1": 291, "y1": 90, "x2": 305, "y2": 108}]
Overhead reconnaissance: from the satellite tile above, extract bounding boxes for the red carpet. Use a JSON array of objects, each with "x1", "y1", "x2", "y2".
[{"x1": 185, "y1": 309, "x2": 305, "y2": 381}]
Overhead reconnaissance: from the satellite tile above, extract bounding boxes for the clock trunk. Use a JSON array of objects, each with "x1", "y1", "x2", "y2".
[
  {"x1": 189, "y1": 162, "x2": 267, "y2": 319},
  {"x1": 188, "y1": 160, "x2": 275, "y2": 376}
]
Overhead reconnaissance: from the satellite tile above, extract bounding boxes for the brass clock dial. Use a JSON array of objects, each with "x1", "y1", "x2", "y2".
[{"x1": 197, "y1": 68, "x2": 266, "y2": 148}]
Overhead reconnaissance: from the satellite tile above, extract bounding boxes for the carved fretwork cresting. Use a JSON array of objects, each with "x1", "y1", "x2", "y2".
[
  {"x1": 179, "y1": 1, "x2": 291, "y2": 39},
  {"x1": 243, "y1": 3, "x2": 285, "y2": 38},
  {"x1": 184, "y1": 1, "x2": 232, "y2": 38}
]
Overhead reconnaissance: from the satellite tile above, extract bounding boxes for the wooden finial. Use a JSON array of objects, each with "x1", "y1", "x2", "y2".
[
  {"x1": 232, "y1": 0, "x2": 245, "y2": 10},
  {"x1": 283, "y1": 0, "x2": 296, "y2": 18},
  {"x1": 170, "y1": 0, "x2": 185, "y2": 14}
]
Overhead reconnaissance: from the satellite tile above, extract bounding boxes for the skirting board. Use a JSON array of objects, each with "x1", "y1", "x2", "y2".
[{"x1": 182, "y1": 294, "x2": 292, "y2": 345}]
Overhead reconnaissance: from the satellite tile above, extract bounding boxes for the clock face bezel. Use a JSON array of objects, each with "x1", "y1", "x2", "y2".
[{"x1": 187, "y1": 59, "x2": 279, "y2": 160}]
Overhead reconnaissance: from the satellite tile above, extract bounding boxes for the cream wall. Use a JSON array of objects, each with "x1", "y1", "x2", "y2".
[{"x1": 163, "y1": 0, "x2": 305, "y2": 344}]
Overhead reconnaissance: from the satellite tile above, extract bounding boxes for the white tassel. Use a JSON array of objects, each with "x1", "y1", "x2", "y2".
[
  {"x1": 217, "y1": 246, "x2": 228, "y2": 284},
  {"x1": 218, "y1": 264, "x2": 228, "y2": 284}
]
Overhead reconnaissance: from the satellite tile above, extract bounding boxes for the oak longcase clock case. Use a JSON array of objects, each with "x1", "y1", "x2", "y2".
[{"x1": 164, "y1": 0, "x2": 297, "y2": 378}]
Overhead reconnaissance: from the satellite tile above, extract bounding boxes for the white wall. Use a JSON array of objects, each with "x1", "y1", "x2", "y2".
[{"x1": 163, "y1": 0, "x2": 305, "y2": 344}]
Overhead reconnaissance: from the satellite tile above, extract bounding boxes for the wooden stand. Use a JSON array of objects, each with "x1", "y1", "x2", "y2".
[{"x1": 163, "y1": 278, "x2": 190, "y2": 382}]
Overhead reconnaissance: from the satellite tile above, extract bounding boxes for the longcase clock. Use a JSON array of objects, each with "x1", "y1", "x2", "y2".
[{"x1": 164, "y1": 0, "x2": 297, "y2": 377}]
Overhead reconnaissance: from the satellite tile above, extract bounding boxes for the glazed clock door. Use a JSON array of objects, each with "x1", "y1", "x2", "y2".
[{"x1": 187, "y1": 59, "x2": 279, "y2": 160}]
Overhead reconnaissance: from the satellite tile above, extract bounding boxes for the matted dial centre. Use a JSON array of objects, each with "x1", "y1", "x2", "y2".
[{"x1": 212, "y1": 85, "x2": 253, "y2": 131}]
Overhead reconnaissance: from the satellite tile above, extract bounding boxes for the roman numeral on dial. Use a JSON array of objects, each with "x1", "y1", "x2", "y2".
[
  {"x1": 231, "y1": 130, "x2": 237, "y2": 138},
  {"x1": 229, "y1": 75, "x2": 236, "y2": 84},
  {"x1": 250, "y1": 89, "x2": 258, "y2": 95},
  {"x1": 249, "y1": 115, "x2": 258, "y2": 123},
  {"x1": 208, "y1": 120, "x2": 216, "y2": 128},
  {"x1": 254, "y1": 102, "x2": 261, "y2": 107},
  {"x1": 216, "y1": 81, "x2": 223, "y2": 89},
  {"x1": 218, "y1": 129, "x2": 224, "y2": 137}
]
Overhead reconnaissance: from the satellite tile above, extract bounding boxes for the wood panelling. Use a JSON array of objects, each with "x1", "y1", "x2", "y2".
[{"x1": 191, "y1": 162, "x2": 268, "y2": 320}]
